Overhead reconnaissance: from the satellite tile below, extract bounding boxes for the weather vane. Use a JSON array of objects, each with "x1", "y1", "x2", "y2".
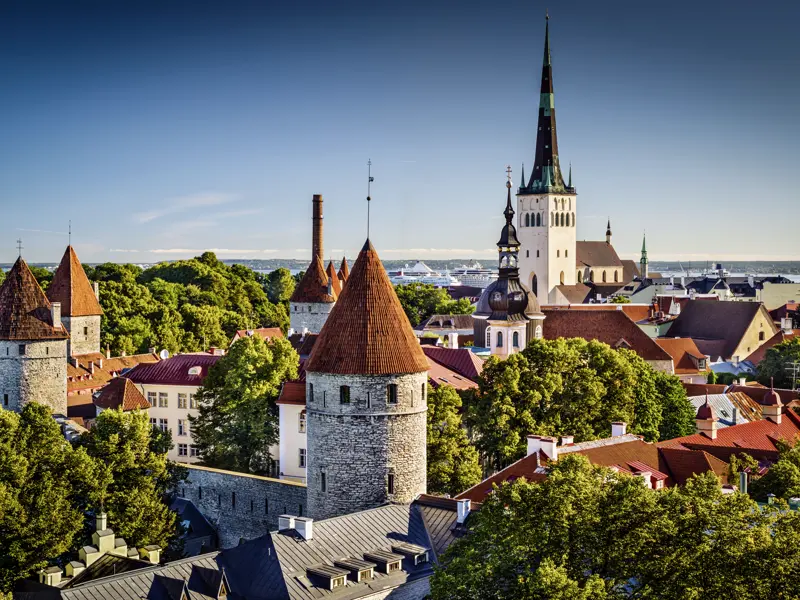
[
  {"x1": 16, "y1": 239, "x2": 23, "y2": 258},
  {"x1": 506, "y1": 165, "x2": 512, "y2": 188},
  {"x1": 68, "y1": 220, "x2": 72, "y2": 246},
  {"x1": 367, "y1": 159, "x2": 374, "y2": 238}
]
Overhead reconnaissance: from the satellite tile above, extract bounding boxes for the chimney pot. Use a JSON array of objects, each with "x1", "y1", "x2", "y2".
[
  {"x1": 98, "y1": 358, "x2": 103, "y2": 369},
  {"x1": 295, "y1": 516, "x2": 314, "y2": 540},
  {"x1": 278, "y1": 514, "x2": 296, "y2": 531},
  {"x1": 139, "y1": 545, "x2": 161, "y2": 564},
  {"x1": 39, "y1": 566, "x2": 62, "y2": 587},
  {"x1": 456, "y1": 499, "x2": 471, "y2": 524},
  {"x1": 448, "y1": 332, "x2": 459, "y2": 349},
  {"x1": 50, "y1": 301, "x2": 62, "y2": 328}
]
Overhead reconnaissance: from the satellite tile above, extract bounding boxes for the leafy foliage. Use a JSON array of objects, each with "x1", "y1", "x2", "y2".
[
  {"x1": 93, "y1": 253, "x2": 288, "y2": 355},
  {"x1": 394, "y1": 283, "x2": 474, "y2": 327},
  {"x1": 427, "y1": 385, "x2": 481, "y2": 496},
  {"x1": 749, "y1": 438, "x2": 800, "y2": 501},
  {"x1": 609, "y1": 295, "x2": 630, "y2": 304},
  {"x1": 758, "y1": 337, "x2": 800, "y2": 389},
  {"x1": 190, "y1": 335, "x2": 298, "y2": 474},
  {"x1": 430, "y1": 454, "x2": 800, "y2": 600},
  {"x1": 465, "y1": 338, "x2": 695, "y2": 470}
]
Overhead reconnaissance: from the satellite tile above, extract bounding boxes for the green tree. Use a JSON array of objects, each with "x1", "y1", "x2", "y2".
[
  {"x1": 265, "y1": 267, "x2": 296, "y2": 305},
  {"x1": 758, "y1": 337, "x2": 800, "y2": 389},
  {"x1": 465, "y1": 338, "x2": 695, "y2": 470},
  {"x1": 427, "y1": 385, "x2": 482, "y2": 496},
  {"x1": 190, "y1": 336, "x2": 298, "y2": 474},
  {"x1": 0, "y1": 404, "x2": 104, "y2": 593},
  {"x1": 707, "y1": 370, "x2": 718, "y2": 384},
  {"x1": 749, "y1": 439, "x2": 800, "y2": 501},
  {"x1": 394, "y1": 283, "x2": 474, "y2": 327},
  {"x1": 609, "y1": 295, "x2": 631, "y2": 304},
  {"x1": 655, "y1": 371, "x2": 697, "y2": 440},
  {"x1": 430, "y1": 454, "x2": 800, "y2": 600},
  {"x1": 77, "y1": 409, "x2": 185, "y2": 550}
]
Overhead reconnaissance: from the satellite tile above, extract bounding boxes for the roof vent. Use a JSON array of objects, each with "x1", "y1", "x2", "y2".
[
  {"x1": 334, "y1": 557, "x2": 376, "y2": 582},
  {"x1": 364, "y1": 549, "x2": 404, "y2": 574},
  {"x1": 295, "y1": 517, "x2": 313, "y2": 541},
  {"x1": 306, "y1": 564, "x2": 349, "y2": 590}
]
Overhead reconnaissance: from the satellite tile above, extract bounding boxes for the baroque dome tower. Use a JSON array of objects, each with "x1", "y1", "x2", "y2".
[
  {"x1": 474, "y1": 169, "x2": 545, "y2": 357},
  {"x1": 304, "y1": 239, "x2": 429, "y2": 520}
]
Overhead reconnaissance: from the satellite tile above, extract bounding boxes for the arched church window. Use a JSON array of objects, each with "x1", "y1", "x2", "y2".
[
  {"x1": 535, "y1": 325, "x2": 543, "y2": 339},
  {"x1": 572, "y1": 212, "x2": 575, "y2": 226},
  {"x1": 614, "y1": 271, "x2": 619, "y2": 282},
  {"x1": 560, "y1": 271, "x2": 565, "y2": 285},
  {"x1": 532, "y1": 274, "x2": 538, "y2": 296},
  {"x1": 554, "y1": 199, "x2": 558, "y2": 210},
  {"x1": 569, "y1": 198, "x2": 572, "y2": 210},
  {"x1": 496, "y1": 331, "x2": 503, "y2": 348},
  {"x1": 557, "y1": 250, "x2": 560, "y2": 258},
  {"x1": 550, "y1": 213, "x2": 554, "y2": 227},
  {"x1": 512, "y1": 332, "x2": 520, "y2": 348},
  {"x1": 525, "y1": 213, "x2": 530, "y2": 227},
  {"x1": 536, "y1": 250, "x2": 539, "y2": 258},
  {"x1": 565, "y1": 249, "x2": 568, "y2": 258},
  {"x1": 561, "y1": 213, "x2": 566, "y2": 227},
  {"x1": 602, "y1": 271, "x2": 607, "y2": 283},
  {"x1": 536, "y1": 213, "x2": 541, "y2": 227},
  {"x1": 486, "y1": 328, "x2": 492, "y2": 348}
]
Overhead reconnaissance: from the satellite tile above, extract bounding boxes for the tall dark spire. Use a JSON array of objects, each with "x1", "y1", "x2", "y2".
[{"x1": 524, "y1": 13, "x2": 571, "y2": 194}]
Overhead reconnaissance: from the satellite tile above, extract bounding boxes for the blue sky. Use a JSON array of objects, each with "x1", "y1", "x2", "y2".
[{"x1": 1, "y1": 0, "x2": 798, "y2": 264}]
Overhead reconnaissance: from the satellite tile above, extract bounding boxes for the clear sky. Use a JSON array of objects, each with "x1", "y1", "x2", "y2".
[{"x1": 1, "y1": 0, "x2": 798, "y2": 264}]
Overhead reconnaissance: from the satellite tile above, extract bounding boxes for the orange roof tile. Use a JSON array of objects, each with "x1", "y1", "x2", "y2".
[
  {"x1": 0, "y1": 257, "x2": 69, "y2": 341},
  {"x1": 94, "y1": 377, "x2": 150, "y2": 411},
  {"x1": 46, "y1": 246, "x2": 103, "y2": 317},
  {"x1": 326, "y1": 260, "x2": 342, "y2": 297},
  {"x1": 655, "y1": 337, "x2": 709, "y2": 374},
  {"x1": 305, "y1": 239, "x2": 429, "y2": 376},
  {"x1": 67, "y1": 353, "x2": 160, "y2": 393},
  {"x1": 232, "y1": 327, "x2": 284, "y2": 343},
  {"x1": 290, "y1": 256, "x2": 335, "y2": 303}
]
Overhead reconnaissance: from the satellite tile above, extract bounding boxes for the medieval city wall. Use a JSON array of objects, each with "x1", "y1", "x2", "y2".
[{"x1": 289, "y1": 302, "x2": 333, "y2": 334}]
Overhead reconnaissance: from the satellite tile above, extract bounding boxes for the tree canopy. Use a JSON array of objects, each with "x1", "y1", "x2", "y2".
[
  {"x1": 430, "y1": 454, "x2": 800, "y2": 600},
  {"x1": 190, "y1": 335, "x2": 298, "y2": 474},
  {"x1": 465, "y1": 338, "x2": 696, "y2": 470},
  {"x1": 426, "y1": 385, "x2": 482, "y2": 496},
  {"x1": 92, "y1": 253, "x2": 288, "y2": 355},
  {"x1": 394, "y1": 283, "x2": 474, "y2": 327},
  {"x1": 757, "y1": 337, "x2": 800, "y2": 389}
]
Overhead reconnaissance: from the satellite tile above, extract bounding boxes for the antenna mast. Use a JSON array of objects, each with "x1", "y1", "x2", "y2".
[{"x1": 367, "y1": 159, "x2": 373, "y2": 239}]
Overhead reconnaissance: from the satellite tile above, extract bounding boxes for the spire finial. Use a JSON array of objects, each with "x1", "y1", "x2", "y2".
[
  {"x1": 16, "y1": 238, "x2": 23, "y2": 258},
  {"x1": 366, "y1": 159, "x2": 373, "y2": 239},
  {"x1": 568, "y1": 162, "x2": 572, "y2": 188},
  {"x1": 546, "y1": 8, "x2": 549, "y2": 20},
  {"x1": 68, "y1": 220, "x2": 72, "y2": 246},
  {"x1": 506, "y1": 164, "x2": 513, "y2": 189}
]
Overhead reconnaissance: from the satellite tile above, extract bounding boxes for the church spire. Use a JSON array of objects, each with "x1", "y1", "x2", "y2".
[
  {"x1": 640, "y1": 233, "x2": 649, "y2": 280},
  {"x1": 606, "y1": 219, "x2": 612, "y2": 244},
  {"x1": 525, "y1": 12, "x2": 566, "y2": 193}
]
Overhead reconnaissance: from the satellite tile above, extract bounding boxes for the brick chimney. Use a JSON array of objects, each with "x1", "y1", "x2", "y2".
[
  {"x1": 50, "y1": 301, "x2": 61, "y2": 328},
  {"x1": 295, "y1": 516, "x2": 314, "y2": 541},
  {"x1": 312, "y1": 194, "x2": 324, "y2": 263},
  {"x1": 93, "y1": 281, "x2": 100, "y2": 301}
]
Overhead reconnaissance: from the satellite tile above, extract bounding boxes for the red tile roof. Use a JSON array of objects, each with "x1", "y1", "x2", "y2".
[
  {"x1": 326, "y1": 260, "x2": 342, "y2": 297},
  {"x1": 232, "y1": 327, "x2": 284, "y2": 344},
  {"x1": 542, "y1": 308, "x2": 672, "y2": 362},
  {"x1": 770, "y1": 302, "x2": 798, "y2": 321},
  {"x1": 67, "y1": 352, "x2": 160, "y2": 393},
  {"x1": 305, "y1": 240, "x2": 429, "y2": 376},
  {"x1": 655, "y1": 338, "x2": 709, "y2": 374},
  {"x1": 421, "y1": 346, "x2": 484, "y2": 382},
  {"x1": 553, "y1": 283, "x2": 591, "y2": 304},
  {"x1": 289, "y1": 256, "x2": 335, "y2": 304},
  {"x1": 288, "y1": 333, "x2": 318, "y2": 357},
  {"x1": 543, "y1": 303, "x2": 653, "y2": 323},
  {"x1": 745, "y1": 330, "x2": 799, "y2": 365},
  {"x1": 426, "y1": 359, "x2": 478, "y2": 390},
  {"x1": 276, "y1": 381, "x2": 307, "y2": 405},
  {"x1": 338, "y1": 256, "x2": 350, "y2": 282},
  {"x1": 46, "y1": 246, "x2": 103, "y2": 317},
  {"x1": 126, "y1": 354, "x2": 220, "y2": 386},
  {"x1": 727, "y1": 384, "x2": 799, "y2": 405},
  {"x1": 0, "y1": 257, "x2": 70, "y2": 341},
  {"x1": 94, "y1": 377, "x2": 150, "y2": 411}
]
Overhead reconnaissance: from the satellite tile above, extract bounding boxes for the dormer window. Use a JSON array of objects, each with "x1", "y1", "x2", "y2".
[{"x1": 188, "y1": 366, "x2": 202, "y2": 376}]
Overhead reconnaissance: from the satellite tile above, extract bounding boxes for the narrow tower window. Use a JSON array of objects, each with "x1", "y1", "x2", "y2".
[
  {"x1": 298, "y1": 410, "x2": 306, "y2": 433},
  {"x1": 387, "y1": 384, "x2": 398, "y2": 405},
  {"x1": 536, "y1": 213, "x2": 541, "y2": 227},
  {"x1": 309, "y1": 383, "x2": 314, "y2": 403},
  {"x1": 614, "y1": 271, "x2": 619, "y2": 282},
  {"x1": 512, "y1": 332, "x2": 520, "y2": 348},
  {"x1": 602, "y1": 271, "x2": 607, "y2": 283},
  {"x1": 496, "y1": 331, "x2": 503, "y2": 348},
  {"x1": 525, "y1": 213, "x2": 530, "y2": 227},
  {"x1": 557, "y1": 250, "x2": 560, "y2": 258},
  {"x1": 340, "y1": 385, "x2": 350, "y2": 404},
  {"x1": 387, "y1": 469, "x2": 396, "y2": 495},
  {"x1": 231, "y1": 492, "x2": 236, "y2": 509},
  {"x1": 321, "y1": 470, "x2": 327, "y2": 493}
]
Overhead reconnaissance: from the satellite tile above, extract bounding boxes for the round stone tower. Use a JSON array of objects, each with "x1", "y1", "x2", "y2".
[
  {"x1": 0, "y1": 257, "x2": 69, "y2": 414},
  {"x1": 304, "y1": 239, "x2": 430, "y2": 520}
]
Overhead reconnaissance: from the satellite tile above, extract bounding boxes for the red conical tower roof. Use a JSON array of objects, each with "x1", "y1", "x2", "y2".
[
  {"x1": 47, "y1": 246, "x2": 103, "y2": 316},
  {"x1": 290, "y1": 256, "x2": 336, "y2": 303},
  {"x1": 338, "y1": 256, "x2": 350, "y2": 282},
  {"x1": 0, "y1": 257, "x2": 69, "y2": 341},
  {"x1": 306, "y1": 240, "x2": 429, "y2": 375},
  {"x1": 326, "y1": 260, "x2": 342, "y2": 297}
]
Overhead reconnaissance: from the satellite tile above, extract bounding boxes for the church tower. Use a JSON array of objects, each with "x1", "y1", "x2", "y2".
[
  {"x1": 47, "y1": 245, "x2": 103, "y2": 356},
  {"x1": 473, "y1": 170, "x2": 545, "y2": 356},
  {"x1": 304, "y1": 239, "x2": 429, "y2": 520},
  {"x1": 516, "y1": 14, "x2": 578, "y2": 304},
  {"x1": 640, "y1": 233, "x2": 649, "y2": 280}
]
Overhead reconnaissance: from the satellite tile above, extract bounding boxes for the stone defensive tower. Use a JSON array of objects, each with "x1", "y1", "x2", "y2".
[
  {"x1": 47, "y1": 245, "x2": 103, "y2": 356},
  {"x1": 304, "y1": 239, "x2": 429, "y2": 520},
  {"x1": 0, "y1": 257, "x2": 69, "y2": 414},
  {"x1": 289, "y1": 194, "x2": 337, "y2": 334}
]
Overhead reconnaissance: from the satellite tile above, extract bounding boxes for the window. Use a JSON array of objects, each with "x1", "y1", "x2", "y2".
[
  {"x1": 698, "y1": 359, "x2": 707, "y2": 370},
  {"x1": 387, "y1": 384, "x2": 398, "y2": 404},
  {"x1": 512, "y1": 332, "x2": 520, "y2": 348},
  {"x1": 178, "y1": 393, "x2": 187, "y2": 409},
  {"x1": 198, "y1": 486, "x2": 202, "y2": 500},
  {"x1": 535, "y1": 325, "x2": 543, "y2": 339},
  {"x1": 158, "y1": 392, "x2": 168, "y2": 408},
  {"x1": 158, "y1": 418, "x2": 169, "y2": 432},
  {"x1": 178, "y1": 444, "x2": 188, "y2": 457},
  {"x1": 18, "y1": 345, "x2": 25, "y2": 356},
  {"x1": 387, "y1": 470, "x2": 395, "y2": 495},
  {"x1": 150, "y1": 417, "x2": 157, "y2": 427},
  {"x1": 526, "y1": 250, "x2": 529, "y2": 258},
  {"x1": 550, "y1": 213, "x2": 554, "y2": 227},
  {"x1": 525, "y1": 213, "x2": 530, "y2": 227},
  {"x1": 309, "y1": 383, "x2": 314, "y2": 403},
  {"x1": 299, "y1": 448, "x2": 306, "y2": 468},
  {"x1": 565, "y1": 249, "x2": 568, "y2": 258},
  {"x1": 561, "y1": 213, "x2": 566, "y2": 227},
  {"x1": 589, "y1": 270, "x2": 595, "y2": 282},
  {"x1": 323, "y1": 390, "x2": 327, "y2": 407},
  {"x1": 486, "y1": 328, "x2": 491, "y2": 347},
  {"x1": 759, "y1": 331, "x2": 766, "y2": 341},
  {"x1": 83, "y1": 326, "x2": 88, "y2": 335},
  {"x1": 614, "y1": 270, "x2": 619, "y2": 282},
  {"x1": 557, "y1": 250, "x2": 560, "y2": 258},
  {"x1": 46, "y1": 347, "x2": 49, "y2": 355},
  {"x1": 536, "y1": 213, "x2": 542, "y2": 227},
  {"x1": 189, "y1": 394, "x2": 198, "y2": 409},
  {"x1": 147, "y1": 391, "x2": 156, "y2": 406},
  {"x1": 3, "y1": 394, "x2": 8, "y2": 406},
  {"x1": 321, "y1": 470, "x2": 327, "y2": 493},
  {"x1": 190, "y1": 445, "x2": 198, "y2": 457},
  {"x1": 178, "y1": 420, "x2": 188, "y2": 436},
  {"x1": 602, "y1": 271, "x2": 607, "y2": 283},
  {"x1": 299, "y1": 410, "x2": 306, "y2": 433},
  {"x1": 560, "y1": 271, "x2": 565, "y2": 285},
  {"x1": 536, "y1": 250, "x2": 540, "y2": 258},
  {"x1": 232, "y1": 492, "x2": 236, "y2": 508},
  {"x1": 340, "y1": 385, "x2": 350, "y2": 404},
  {"x1": 388, "y1": 562, "x2": 401, "y2": 573},
  {"x1": 298, "y1": 504, "x2": 303, "y2": 517},
  {"x1": 571, "y1": 212, "x2": 575, "y2": 226},
  {"x1": 265, "y1": 498, "x2": 269, "y2": 514},
  {"x1": 367, "y1": 392, "x2": 371, "y2": 409},
  {"x1": 421, "y1": 382, "x2": 426, "y2": 402},
  {"x1": 496, "y1": 331, "x2": 503, "y2": 348}
]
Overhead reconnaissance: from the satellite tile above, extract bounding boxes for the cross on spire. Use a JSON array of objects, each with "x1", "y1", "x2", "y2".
[
  {"x1": 506, "y1": 164, "x2": 513, "y2": 188},
  {"x1": 16, "y1": 239, "x2": 23, "y2": 258}
]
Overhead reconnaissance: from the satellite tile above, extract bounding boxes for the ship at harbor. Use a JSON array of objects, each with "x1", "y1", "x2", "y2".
[{"x1": 387, "y1": 260, "x2": 498, "y2": 288}]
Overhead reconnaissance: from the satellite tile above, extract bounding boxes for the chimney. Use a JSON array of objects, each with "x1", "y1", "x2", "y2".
[
  {"x1": 782, "y1": 317, "x2": 793, "y2": 334},
  {"x1": 79, "y1": 545, "x2": 101, "y2": 567},
  {"x1": 89, "y1": 361, "x2": 95, "y2": 375},
  {"x1": 539, "y1": 436, "x2": 558, "y2": 460},
  {"x1": 65, "y1": 561, "x2": 85, "y2": 578},
  {"x1": 456, "y1": 499, "x2": 471, "y2": 524},
  {"x1": 731, "y1": 355, "x2": 739, "y2": 368},
  {"x1": 295, "y1": 517, "x2": 314, "y2": 540},
  {"x1": 739, "y1": 470, "x2": 748, "y2": 495},
  {"x1": 448, "y1": 332, "x2": 459, "y2": 349},
  {"x1": 50, "y1": 301, "x2": 61, "y2": 327},
  {"x1": 731, "y1": 406, "x2": 738, "y2": 425},
  {"x1": 611, "y1": 422, "x2": 627, "y2": 437},
  {"x1": 139, "y1": 545, "x2": 161, "y2": 564},
  {"x1": 636, "y1": 471, "x2": 652, "y2": 489},
  {"x1": 106, "y1": 345, "x2": 111, "y2": 359},
  {"x1": 38, "y1": 566, "x2": 62, "y2": 587},
  {"x1": 560, "y1": 435, "x2": 574, "y2": 446},
  {"x1": 526, "y1": 435, "x2": 541, "y2": 457},
  {"x1": 71, "y1": 357, "x2": 79, "y2": 368},
  {"x1": 98, "y1": 358, "x2": 103, "y2": 369},
  {"x1": 278, "y1": 514, "x2": 296, "y2": 531},
  {"x1": 738, "y1": 377, "x2": 747, "y2": 386},
  {"x1": 148, "y1": 347, "x2": 156, "y2": 355},
  {"x1": 93, "y1": 281, "x2": 100, "y2": 300},
  {"x1": 312, "y1": 194, "x2": 324, "y2": 263},
  {"x1": 287, "y1": 328, "x2": 295, "y2": 337}
]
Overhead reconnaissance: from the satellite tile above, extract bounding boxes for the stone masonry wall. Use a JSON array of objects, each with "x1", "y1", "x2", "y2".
[
  {"x1": 63, "y1": 315, "x2": 101, "y2": 357},
  {"x1": 306, "y1": 371, "x2": 427, "y2": 521},
  {"x1": 177, "y1": 464, "x2": 307, "y2": 548},
  {"x1": 289, "y1": 302, "x2": 333, "y2": 335},
  {"x1": 0, "y1": 339, "x2": 67, "y2": 414}
]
